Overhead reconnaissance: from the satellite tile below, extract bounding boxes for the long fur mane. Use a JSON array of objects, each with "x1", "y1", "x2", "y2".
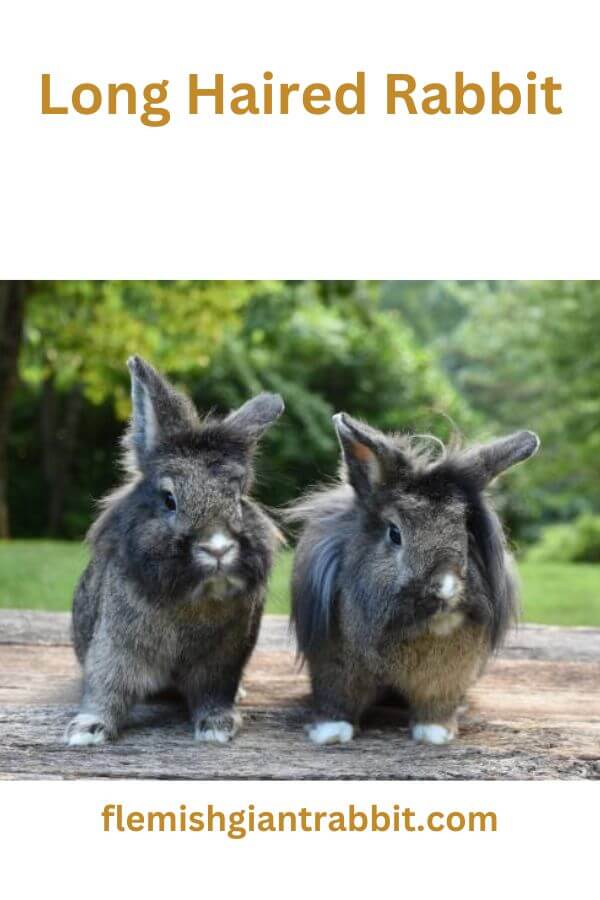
[{"x1": 286, "y1": 435, "x2": 518, "y2": 655}]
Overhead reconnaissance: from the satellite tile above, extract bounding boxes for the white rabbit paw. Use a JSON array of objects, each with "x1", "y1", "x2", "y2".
[
  {"x1": 65, "y1": 713, "x2": 110, "y2": 746},
  {"x1": 195, "y1": 709, "x2": 242, "y2": 744},
  {"x1": 411, "y1": 723, "x2": 455, "y2": 745},
  {"x1": 307, "y1": 720, "x2": 354, "y2": 745}
]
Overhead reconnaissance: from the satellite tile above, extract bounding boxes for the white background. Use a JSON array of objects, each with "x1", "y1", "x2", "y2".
[
  {"x1": 0, "y1": 0, "x2": 599, "y2": 278},
  {"x1": 0, "y1": 2, "x2": 598, "y2": 897},
  {"x1": 0, "y1": 781, "x2": 596, "y2": 898}
]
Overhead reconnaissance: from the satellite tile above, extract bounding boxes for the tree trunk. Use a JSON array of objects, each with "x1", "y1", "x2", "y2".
[
  {"x1": 0, "y1": 282, "x2": 27, "y2": 539},
  {"x1": 40, "y1": 376, "x2": 83, "y2": 536}
]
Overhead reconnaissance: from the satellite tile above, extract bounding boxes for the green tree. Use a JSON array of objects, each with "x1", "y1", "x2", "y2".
[
  {"x1": 443, "y1": 281, "x2": 600, "y2": 532},
  {"x1": 0, "y1": 282, "x2": 27, "y2": 537},
  {"x1": 379, "y1": 280, "x2": 468, "y2": 344},
  {"x1": 19, "y1": 280, "x2": 259, "y2": 534},
  {"x1": 192, "y1": 282, "x2": 472, "y2": 508},
  {"x1": 6, "y1": 280, "x2": 478, "y2": 538}
]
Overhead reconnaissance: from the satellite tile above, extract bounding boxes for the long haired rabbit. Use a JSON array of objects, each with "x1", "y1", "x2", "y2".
[
  {"x1": 66, "y1": 356, "x2": 284, "y2": 745},
  {"x1": 288, "y1": 413, "x2": 539, "y2": 746}
]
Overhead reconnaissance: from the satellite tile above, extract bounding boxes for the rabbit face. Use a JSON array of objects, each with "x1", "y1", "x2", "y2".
[
  {"x1": 97, "y1": 356, "x2": 284, "y2": 605},
  {"x1": 328, "y1": 413, "x2": 538, "y2": 642},
  {"x1": 363, "y1": 491, "x2": 468, "y2": 624},
  {"x1": 290, "y1": 412, "x2": 539, "y2": 659},
  {"x1": 143, "y1": 444, "x2": 254, "y2": 595}
]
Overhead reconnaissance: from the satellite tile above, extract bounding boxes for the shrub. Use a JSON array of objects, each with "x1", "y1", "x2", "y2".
[{"x1": 527, "y1": 514, "x2": 600, "y2": 564}]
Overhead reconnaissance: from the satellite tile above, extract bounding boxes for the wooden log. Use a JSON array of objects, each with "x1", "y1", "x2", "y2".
[{"x1": 0, "y1": 611, "x2": 598, "y2": 780}]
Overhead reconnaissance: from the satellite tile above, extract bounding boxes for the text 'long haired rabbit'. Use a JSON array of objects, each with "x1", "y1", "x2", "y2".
[
  {"x1": 66, "y1": 356, "x2": 284, "y2": 746},
  {"x1": 288, "y1": 414, "x2": 539, "y2": 746}
]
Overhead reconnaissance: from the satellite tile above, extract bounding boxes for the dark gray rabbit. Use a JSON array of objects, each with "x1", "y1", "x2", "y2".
[
  {"x1": 288, "y1": 413, "x2": 539, "y2": 746},
  {"x1": 66, "y1": 356, "x2": 284, "y2": 746}
]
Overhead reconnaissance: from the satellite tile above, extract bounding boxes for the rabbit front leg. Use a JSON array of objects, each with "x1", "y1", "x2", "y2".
[
  {"x1": 307, "y1": 652, "x2": 377, "y2": 745},
  {"x1": 65, "y1": 649, "x2": 135, "y2": 746},
  {"x1": 182, "y1": 660, "x2": 246, "y2": 744},
  {"x1": 65, "y1": 688, "x2": 132, "y2": 746}
]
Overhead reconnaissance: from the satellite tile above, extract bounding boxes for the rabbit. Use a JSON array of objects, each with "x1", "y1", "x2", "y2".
[
  {"x1": 288, "y1": 413, "x2": 540, "y2": 746},
  {"x1": 65, "y1": 356, "x2": 284, "y2": 746}
]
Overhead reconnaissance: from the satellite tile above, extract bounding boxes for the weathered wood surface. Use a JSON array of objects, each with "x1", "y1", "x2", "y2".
[{"x1": 0, "y1": 610, "x2": 598, "y2": 780}]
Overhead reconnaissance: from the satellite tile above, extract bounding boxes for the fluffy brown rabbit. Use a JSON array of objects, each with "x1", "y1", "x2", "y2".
[
  {"x1": 288, "y1": 413, "x2": 540, "y2": 746},
  {"x1": 66, "y1": 356, "x2": 284, "y2": 746}
]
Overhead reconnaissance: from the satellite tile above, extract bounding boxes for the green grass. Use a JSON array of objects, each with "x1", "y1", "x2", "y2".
[
  {"x1": 518, "y1": 562, "x2": 600, "y2": 627},
  {"x1": 0, "y1": 540, "x2": 89, "y2": 611},
  {"x1": 264, "y1": 548, "x2": 294, "y2": 614},
  {"x1": 0, "y1": 542, "x2": 599, "y2": 626}
]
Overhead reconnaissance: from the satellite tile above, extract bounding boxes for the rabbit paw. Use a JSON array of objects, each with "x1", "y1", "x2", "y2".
[
  {"x1": 306, "y1": 720, "x2": 354, "y2": 745},
  {"x1": 411, "y1": 723, "x2": 455, "y2": 745},
  {"x1": 65, "y1": 713, "x2": 110, "y2": 746},
  {"x1": 194, "y1": 709, "x2": 242, "y2": 744}
]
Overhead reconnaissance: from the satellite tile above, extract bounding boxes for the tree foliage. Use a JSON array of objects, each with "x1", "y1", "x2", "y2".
[
  {"x1": 190, "y1": 282, "x2": 470, "y2": 507},
  {"x1": 440, "y1": 281, "x2": 600, "y2": 531},
  {"x1": 4, "y1": 279, "x2": 599, "y2": 549},
  {"x1": 6, "y1": 280, "x2": 470, "y2": 536},
  {"x1": 23, "y1": 280, "x2": 260, "y2": 415}
]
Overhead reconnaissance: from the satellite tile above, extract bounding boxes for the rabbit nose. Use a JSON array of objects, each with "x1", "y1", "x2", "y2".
[
  {"x1": 198, "y1": 533, "x2": 236, "y2": 560},
  {"x1": 432, "y1": 571, "x2": 461, "y2": 604}
]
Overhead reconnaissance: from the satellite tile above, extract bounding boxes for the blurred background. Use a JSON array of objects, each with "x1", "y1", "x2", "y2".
[{"x1": 0, "y1": 280, "x2": 598, "y2": 624}]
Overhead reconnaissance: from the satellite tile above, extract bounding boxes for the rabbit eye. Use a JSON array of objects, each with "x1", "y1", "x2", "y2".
[
  {"x1": 388, "y1": 523, "x2": 402, "y2": 546},
  {"x1": 162, "y1": 491, "x2": 177, "y2": 512}
]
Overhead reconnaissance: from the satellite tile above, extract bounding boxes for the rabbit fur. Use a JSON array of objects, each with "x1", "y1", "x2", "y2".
[
  {"x1": 288, "y1": 413, "x2": 540, "y2": 746},
  {"x1": 66, "y1": 356, "x2": 284, "y2": 746}
]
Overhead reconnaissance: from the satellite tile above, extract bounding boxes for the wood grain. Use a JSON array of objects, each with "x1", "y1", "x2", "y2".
[{"x1": 0, "y1": 611, "x2": 598, "y2": 780}]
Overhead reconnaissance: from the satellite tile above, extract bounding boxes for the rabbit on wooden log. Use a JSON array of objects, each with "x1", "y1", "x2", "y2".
[
  {"x1": 66, "y1": 356, "x2": 284, "y2": 746},
  {"x1": 288, "y1": 413, "x2": 540, "y2": 746}
]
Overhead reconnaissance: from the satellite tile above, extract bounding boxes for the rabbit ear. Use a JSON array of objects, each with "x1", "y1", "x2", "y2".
[
  {"x1": 226, "y1": 392, "x2": 284, "y2": 439},
  {"x1": 463, "y1": 430, "x2": 540, "y2": 487},
  {"x1": 126, "y1": 356, "x2": 200, "y2": 463},
  {"x1": 333, "y1": 413, "x2": 403, "y2": 497}
]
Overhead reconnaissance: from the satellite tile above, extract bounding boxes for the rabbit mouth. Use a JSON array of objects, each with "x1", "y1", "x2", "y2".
[
  {"x1": 195, "y1": 549, "x2": 237, "y2": 569},
  {"x1": 385, "y1": 575, "x2": 465, "y2": 635},
  {"x1": 428, "y1": 609, "x2": 465, "y2": 636},
  {"x1": 193, "y1": 531, "x2": 239, "y2": 571},
  {"x1": 194, "y1": 573, "x2": 246, "y2": 600},
  {"x1": 194, "y1": 546, "x2": 239, "y2": 572}
]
